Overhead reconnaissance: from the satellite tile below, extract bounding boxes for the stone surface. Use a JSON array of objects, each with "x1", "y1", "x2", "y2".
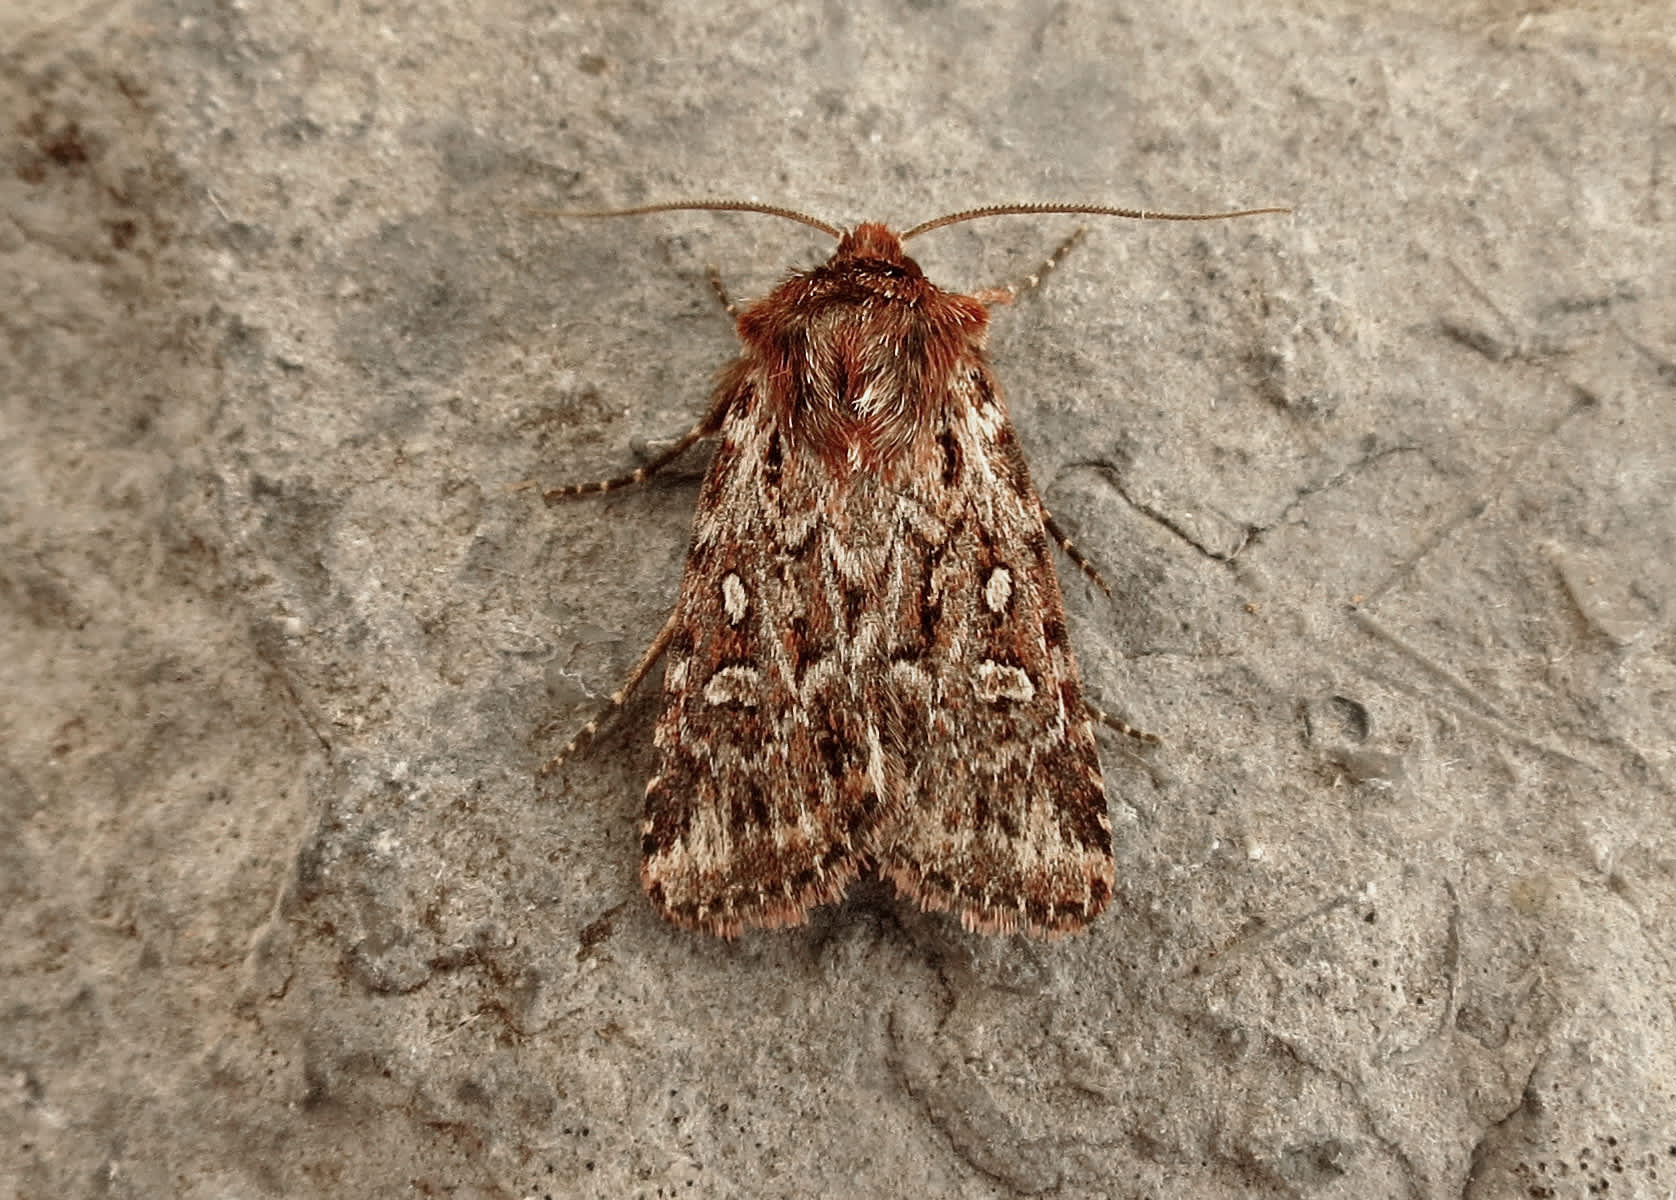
[{"x1": 3, "y1": 1, "x2": 1673, "y2": 1196}]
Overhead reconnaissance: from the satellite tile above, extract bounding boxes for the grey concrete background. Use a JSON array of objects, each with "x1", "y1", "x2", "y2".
[{"x1": 4, "y1": 1, "x2": 1673, "y2": 1196}]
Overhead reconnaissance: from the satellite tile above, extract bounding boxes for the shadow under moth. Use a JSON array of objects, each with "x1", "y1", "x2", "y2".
[{"x1": 541, "y1": 198, "x2": 1284, "y2": 939}]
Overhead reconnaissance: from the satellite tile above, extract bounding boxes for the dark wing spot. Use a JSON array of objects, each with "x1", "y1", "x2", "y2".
[
  {"x1": 1088, "y1": 875, "x2": 1112, "y2": 908},
  {"x1": 729, "y1": 781, "x2": 773, "y2": 830},
  {"x1": 763, "y1": 429, "x2": 784, "y2": 494},
  {"x1": 815, "y1": 728, "x2": 848, "y2": 780},
  {"x1": 643, "y1": 778, "x2": 696, "y2": 850},
  {"x1": 833, "y1": 358, "x2": 854, "y2": 408},
  {"x1": 842, "y1": 582, "x2": 868, "y2": 630},
  {"x1": 938, "y1": 426, "x2": 962, "y2": 489},
  {"x1": 789, "y1": 616, "x2": 835, "y2": 686},
  {"x1": 1055, "y1": 774, "x2": 1112, "y2": 847},
  {"x1": 917, "y1": 571, "x2": 942, "y2": 651},
  {"x1": 920, "y1": 866, "x2": 958, "y2": 897},
  {"x1": 1025, "y1": 526, "x2": 1051, "y2": 566},
  {"x1": 1024, "y1": 896, "x2": 1058, "y2": 931},
  {"x1": 789, "y1": 864, "x2": 819, "y2": 895},
  {"x1": 994, "y1": 426, "x2": 1035, "y2": 496}
]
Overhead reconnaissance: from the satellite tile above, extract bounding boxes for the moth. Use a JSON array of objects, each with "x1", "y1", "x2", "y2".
[{"x1": 541, "y1": 199, "x2": 1284, "y2": 938}]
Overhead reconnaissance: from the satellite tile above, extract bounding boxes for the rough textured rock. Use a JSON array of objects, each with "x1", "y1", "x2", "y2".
[{"x1": 4, "y1": 2, "x2": 1672, "y2": 1196}]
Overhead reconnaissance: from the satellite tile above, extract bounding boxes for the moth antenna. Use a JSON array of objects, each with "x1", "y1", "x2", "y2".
[
  {"x1": 900, "y1": 202, "x2": 1291, "y2": 241},
  {"x1": 535, "y1": 199, "x2": 843, "y2": 240}
]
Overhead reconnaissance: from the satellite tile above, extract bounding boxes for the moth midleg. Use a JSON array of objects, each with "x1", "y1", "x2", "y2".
[
  {"x1": 538, "y1": 604, "x2": 682, "y2": 776},
  {"x1": 1041, "y1": 512, "x2": 1156, "y2": 746},
  {"x1": 542, "y1": 389, "x2": 730, "y2": 502},
  {"x1": 972, "y1": 227, "x2": 1088, "y2": 307},
  {"x1": 1042, "y1": 510, "x2": 1113, "y2": 598},
  {"x1": 1084, "y1": 698, "x2": 1161, "y2": 747}
]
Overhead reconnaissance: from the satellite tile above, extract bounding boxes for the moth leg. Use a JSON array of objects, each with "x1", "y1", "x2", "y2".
[
  {"x1": 1042, "y1": 511, "x2": 1113, "y2": 597},
  {"x1": 706, "y1": 265, "x2": 740, "y2": 319},
  {"x1": 1085, "y1": 698, "x2": 1161, "y2": 747},
  {"x1": 538, "y1": 605, "x2": 681, "y2": 777},
  {"x1": 1044, "y1": 513, "x2": 1155, "y2": 744},
  {"x1": 543, "y1": 390, "x2": 729, "y2": 502},
  {"x1": 972, "y1": 227, "x2": 1088, "y2": 307}
]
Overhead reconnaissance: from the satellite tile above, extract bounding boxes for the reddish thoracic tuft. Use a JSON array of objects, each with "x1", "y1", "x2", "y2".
[{"x1": 732, "y1": 223, "x2": 991, "y2": 477}]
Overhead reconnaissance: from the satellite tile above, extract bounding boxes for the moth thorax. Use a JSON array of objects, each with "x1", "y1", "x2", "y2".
[{"x1": 790, "y1": 325, "x2": 928, "y2": 465}]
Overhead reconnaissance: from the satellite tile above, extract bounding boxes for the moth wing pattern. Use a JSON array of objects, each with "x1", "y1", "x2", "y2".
[
  {"x1": 867, "y1": 366, "x2": 1113, "y2": 937},
  {"x1": 643, "y1": 351, "x2": 1112, "y2": 938},
  {"x1": 641, "y1": 365, "x2": 876, "y2": 936}
]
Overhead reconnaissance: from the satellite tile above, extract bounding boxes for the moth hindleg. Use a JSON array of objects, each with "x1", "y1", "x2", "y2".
[{"x1": 538, "y1": 605, "x2": 681, "y2": 777}]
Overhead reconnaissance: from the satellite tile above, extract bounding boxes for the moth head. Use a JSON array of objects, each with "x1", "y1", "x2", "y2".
[
  {"x1": 831, "y1": 221, "x2": 915, "y2": 269},
  {"x1": 771, "y1": 221, "x2": 953, "y2": 318}
]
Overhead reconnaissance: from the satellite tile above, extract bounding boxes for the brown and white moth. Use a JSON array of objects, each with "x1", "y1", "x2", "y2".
[{"x1": 541, "y1": 199, "x2": 1284, "y2": 939}]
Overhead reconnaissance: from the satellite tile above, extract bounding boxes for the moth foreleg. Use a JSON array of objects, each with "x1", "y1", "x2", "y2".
[
  {"x1": 1042, "y1": 510, "x2": 1113, "y2": 598},
  {"x1": 972, "y1": 227, "x2": 1088, "y2": 308},
  {"x1": 542, "y1": 390, "x2": 729, "y2": 502},
  {"x1": 705, "y1": 265, "x2": 741, "y2": 319},
  {"x1": 1084, "y1": 698, "x2": 1161, "y2": 747}
]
